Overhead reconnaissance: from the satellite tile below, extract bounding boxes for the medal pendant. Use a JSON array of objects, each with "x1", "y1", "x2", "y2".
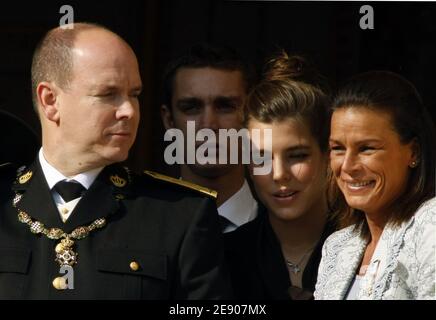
[{"x1": 55, "y1": 238, "x2": 77, "y2": 267}]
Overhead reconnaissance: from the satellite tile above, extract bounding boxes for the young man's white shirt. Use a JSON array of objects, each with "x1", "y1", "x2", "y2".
[{"x1": 217, "y1": 180, "x2": 258, "y2": 233}]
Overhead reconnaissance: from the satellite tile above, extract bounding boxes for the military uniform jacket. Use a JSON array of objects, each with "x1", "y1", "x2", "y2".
[{"x1": 0, "y1": 160, "x2": 232, "y2": 299}]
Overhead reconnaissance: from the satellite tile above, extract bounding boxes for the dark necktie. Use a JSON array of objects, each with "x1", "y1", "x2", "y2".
[
  {"x1": 219, "y1": 215, "x2": 233, "y2": 233},
  {"x1": 53, "y1": 180, "x2": 86, "y2": 202}
]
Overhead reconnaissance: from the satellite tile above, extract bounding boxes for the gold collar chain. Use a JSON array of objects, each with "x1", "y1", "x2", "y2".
[
  {"x1": 16, "y1": 210, "x2": 106, "y2": 267},
  {"x1": 11, "y1": 165, "x2": 131, "y2": 289}
]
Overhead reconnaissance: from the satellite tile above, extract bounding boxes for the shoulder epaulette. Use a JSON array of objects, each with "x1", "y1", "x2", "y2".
[
  {"x1": 143, "y1": 170, "x2": 217, "y2": 199},
  {"x1": 0, "y1": 162, "x2": 16, "y2": 172},
  {"x1": 0, "y1": 162, "x2": 12, "y2": 168}
]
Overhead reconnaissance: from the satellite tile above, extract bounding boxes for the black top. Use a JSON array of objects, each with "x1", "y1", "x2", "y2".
[
  {"x1": 0, "y1": 160, "x2": 232, "y2": 299},
  {"x1": 224, "y1": 205, "x2": 336, "y2": 300}
]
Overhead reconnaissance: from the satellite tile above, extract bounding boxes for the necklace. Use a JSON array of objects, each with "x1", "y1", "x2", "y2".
[{"x1": 285, "y1": 245, "x2": 316, "y2": 274}]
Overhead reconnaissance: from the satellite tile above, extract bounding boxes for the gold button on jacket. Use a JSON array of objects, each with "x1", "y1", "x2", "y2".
[{"x1": 129, "y1": 261, "x2": 140, "y2": 271}]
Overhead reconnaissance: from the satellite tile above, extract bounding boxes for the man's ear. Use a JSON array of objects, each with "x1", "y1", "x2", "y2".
[
  {"x1": 37, "y1": 82, "x2": 60, "y2": 123},
  {"x1": 161, "y1": 104, "x2": 174, "y2": 130}
]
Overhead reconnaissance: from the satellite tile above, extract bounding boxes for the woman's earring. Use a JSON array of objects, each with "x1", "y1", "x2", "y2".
[{"x1": 410, "y1": 161, "x2": 418, "y2": 168}]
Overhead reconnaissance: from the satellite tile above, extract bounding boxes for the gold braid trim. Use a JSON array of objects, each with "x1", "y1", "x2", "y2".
[{"x1": 143, "y1": 170, "x2": 217, "y2": 199}]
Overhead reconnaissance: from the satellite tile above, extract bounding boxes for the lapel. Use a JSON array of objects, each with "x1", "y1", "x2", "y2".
[
  {"x1": 12, "y1": 159, "x2": 63, "y2": 228},
  {"x1": 370, "y1": 219, "x2": 412, "y2": 299},
  {"x1": 302, "y1": 219, "x2": 337, "y2": 292},
  {"x1": 328, "y1": 229, "x2": 367, "y2": 300},
  {"x1": 338, "y1": 235, "x2": 367, "y2": 299},
  {"x1": 63, "y1": 164, "x2": 132, "y2": 232},
  {"x1": 256, "y1": 211, "x2": 291, "y2": 299}
]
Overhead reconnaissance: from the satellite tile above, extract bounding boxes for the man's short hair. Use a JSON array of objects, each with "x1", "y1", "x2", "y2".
[
  {"x1": 162, "y1": 43, "x2": 256, "y2": 108},
  {"x1": 30, "y1": 22, "x2": 108, "y2": 113}
]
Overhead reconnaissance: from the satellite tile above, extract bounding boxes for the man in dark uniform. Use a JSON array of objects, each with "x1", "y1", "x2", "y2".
[{"x1": 0, "y1": 23, "x2": 231, "y2": 299}]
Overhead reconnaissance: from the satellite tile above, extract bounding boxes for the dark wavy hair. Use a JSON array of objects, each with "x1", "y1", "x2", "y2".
[
  {"x1": 329, "y1": 71, "x2": 436, "y2": 238},
  {"x1": 162, "y1": 43, "x2": 256, "y2": 109}
]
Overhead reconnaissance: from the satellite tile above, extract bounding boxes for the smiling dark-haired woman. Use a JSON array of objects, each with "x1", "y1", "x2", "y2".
[{"x1": 315, "y1": 71, "x2": 436, "y2": 300}]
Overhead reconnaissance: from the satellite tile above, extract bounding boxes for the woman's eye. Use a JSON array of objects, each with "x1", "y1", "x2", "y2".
[
  {"x1": 329, "y1": 146, "x2": 344, "y2": 152},
  {"x1": 96, "y1": 92, "x2": 115, "y2": 98}
]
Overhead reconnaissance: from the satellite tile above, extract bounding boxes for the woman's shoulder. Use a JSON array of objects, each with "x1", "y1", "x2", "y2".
[
  {"x1": 390, "y1": 196, "x2": 436, "y2": 299},
  {"x1": 414, "y1": 196, "x2": 436, "y2": 221},
  {"x1": 323, "y1": 224, "x2": 360, "y2": 248},
  {"x1": 404, "y1": 196, "x2": 436, "y2": 245}
]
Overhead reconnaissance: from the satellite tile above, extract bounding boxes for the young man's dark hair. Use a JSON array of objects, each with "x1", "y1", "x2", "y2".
[{"x1": 162, "y1": 43, "x2": 256, "y2": 108}]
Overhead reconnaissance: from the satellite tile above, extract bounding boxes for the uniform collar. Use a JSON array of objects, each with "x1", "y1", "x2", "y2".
[
  {"x1": 38, "y1": 148, "x2": 103, "y2": 190},
  {"x1": 12, "y1": 158, "x2": 132, "y2": 232},
  {"x1": 217, "y1": 180, "x2": 258, "y2": 227}
]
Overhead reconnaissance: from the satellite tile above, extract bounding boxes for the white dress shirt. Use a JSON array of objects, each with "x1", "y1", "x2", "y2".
[
  {"x1": 217, "y1": 180, "x2": 258, "y2": 233},
  {"x1": 345, "y1": 275, "x2": 362, "y2": 300},
  {"x1": 38, "y1": 148, "x2": 103, "y2": 222}
]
